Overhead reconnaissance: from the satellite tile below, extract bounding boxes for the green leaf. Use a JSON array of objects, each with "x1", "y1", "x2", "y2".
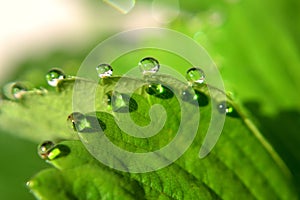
[
  {"x1": 169, "y1": 0, "x2": 300, "y2": 192},
  {"x1": 2, "y1": 76, "x2": 295, "y2": 199},
  {"x1": 0, "y1": 80, "x2": 76, "y2": 142},
  {"x1": 28, "y1": 142, "x2": 146, "y2": 200},
  {"x1": 28, "y1": 140, "x2": 217, "y2": 200},
  {"x1": 0, "y1": 0, "x2": 298, "y2": 199}
]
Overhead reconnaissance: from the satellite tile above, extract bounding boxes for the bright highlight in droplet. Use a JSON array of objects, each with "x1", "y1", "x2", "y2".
[
  {"x1": 96, "y1": 63, "x2": 113, "y2": 78},
  {"x1": 139, "y1": 57, "x2": 160, "y2": 75},
  {"x1": 103, "y1": 0, "x2": 135, "y2": 14},
  {"x1": 186, "y1": 67, "x2": 206, "y2": 84},
  {"x1": 45, "y1": 68, "x2": 66, "y2": 87}
]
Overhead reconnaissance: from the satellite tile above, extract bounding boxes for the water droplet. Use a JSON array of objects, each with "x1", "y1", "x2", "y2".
[
  {"x1": 38, "y1": 141, "x2": 70, "y2": 160},
  {"x1": 67, "y1": 112, "x2": 89, "y2": 132},
  {"x1": 38, "y1": 141, "x2": 55, "y2": 159},
  {"x1": 182, "y1": 88, "x2": 209, "y2": 107},
  {"x1": 26, "y1": 180, "x2": 33, "y2": 188},
  {"x1": 106, "y1": 91, "x2": 138, "y2": 113},
  {"x1": 217, "y1": 101, "x2": 239, "y2": 117},
  {"x1": 2, "y1": 82, "x2": 28, "y2": 100},
  {"x1": 186, "y1": 67, "x2": 205, "y2": 84},
  {"x1": 139, "y1": 57, "x2": 160, "y2": 75},
  {"x1": 96, "y1": 64, "x2": 113, "y2": 78},
  {"x1": 145, "y1": 83, "x2": 174, "y2": 99},
  {"x1": 12, "y1": 84, "x2": 27, "y2": 99},
  {"x1": 46, "y1": 68, "x2": 66, "y2": 87},
  {"x1": 67, "y1": 112, "x2": 107, "y2": 132}
]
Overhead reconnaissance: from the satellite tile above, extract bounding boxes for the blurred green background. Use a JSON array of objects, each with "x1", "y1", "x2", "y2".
[{"x1": 0, "y1": 0, "x2": 299, "y2": 199}]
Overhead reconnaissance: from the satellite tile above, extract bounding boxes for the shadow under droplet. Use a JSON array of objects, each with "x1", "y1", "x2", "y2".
[
  {"x1": 195, "y1": 90, "x2": 209, "y2": 107},
  {"x1": 55, "y1": 144, "x2": 70, "y2": 156},
  {"x1": 145, "y1": 83, "x2": 174, "y2": 99},
  {"x1": 182, "y1": 88, "x2": 209, "y2": 107},
  {"x1": 48, "y1": 144, "x2": 71, "y2": 160},
  {"x1": 217, "y1": 101, "x2": 240, "y2": 118}
]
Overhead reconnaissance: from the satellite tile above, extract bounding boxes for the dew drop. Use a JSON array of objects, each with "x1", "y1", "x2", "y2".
[
  {"x1": 217, "y1": 101, "x2": 239, "y2": 117},
  {"x1": 186, "y1": 67, "x2": 206, "y2": 84},
  {"x1": 38, "y1": 141, "x2": 55, "y2": 159},
  {"x1": 11, "y1": 83, "x2": 27, "y2": 99},
  {"x1": 145, "y1": 83, "x2": 174, "y2": 99},
  {"x1": 67, "y1": 112, "x2": 107, "y2": 132},
  {"x1": 96, "y1": 64, "x2": 113, "y2": 78},
  {"x1": 26, "y1": 180, "x2": 33, "y2": 188},
  {"x1": 46, "y1": 68, "x2": 66, "y2": 87},
  {"x1": 67, "y1": 112, "x2": 89, "y2": 132},
  {"x1": 182, "y1": 88, "x2": 209, "y2": 107},
  {"x1": 38, "y1": 141, "x2": 70, "y2": 161},
  {"x1": 139, "y1": 57, "x2": 160, "y2": 75},
  {"x1": 3, "y1": 82, "x2": 28, "y2": 100},
  {"x1": 106, "y1": 91, "x2": 138, "y2": 113}
]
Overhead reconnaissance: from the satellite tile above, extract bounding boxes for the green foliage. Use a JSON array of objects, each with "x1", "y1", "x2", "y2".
[
  {"x1": 0, "y1": 0, "x2": 300, "y2": 199},
  {"x1": 1, "y1": 77, "x2": 297, "y2": 199},
  {"x1": 170, "y1": 0, "x2": 300, "y2": 192}
]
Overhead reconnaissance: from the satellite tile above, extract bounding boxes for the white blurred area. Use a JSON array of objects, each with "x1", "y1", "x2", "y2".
[
  {"x1": 0, "y1": 0, "x2": 167, "y2": 84},
  {"x1": 0, "y1": 0, "x2": 90, "y2": 83}
]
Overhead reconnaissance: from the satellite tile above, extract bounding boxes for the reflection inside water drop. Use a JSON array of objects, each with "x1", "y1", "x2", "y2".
[
  {"x1": 12, "y1": 84, "x2": 27, "y2": 99},
  {"x1": 144, "y1": 83, "x2": 174, "y2": 99},
  {"x1": 96, "y1": 64, "x2": 113, "y2": 78},
  {"x1": 2, "y1": 82, "x2": 28, "y2": 100},
  {"x1": 38, "y1": 141, "x2": 70, "y2": 161},
  {"x1": 38, "y1": 141, "x2": 55, "y2": 159},
  {"x1": 46, "y1": 68, "x2": 66, "y2": 87},
  {"x1": 139, "y1": 57, "x2": 160, "y2": 76},
  {"x1": 186, "y1": 67, "x2": 206, "y2": 85},
  {"x1": 217, "y1": 101, "x2": 239, "y2": 118},
  {"x1": 12, "y1": 83, "x2": 27, "y2": 99},
  {"x1": 47, "y1": 145, "x2": 70, "y2": 160},
  {"x1": 182, "y1": 88, "x2": 209, "y2": 107}
]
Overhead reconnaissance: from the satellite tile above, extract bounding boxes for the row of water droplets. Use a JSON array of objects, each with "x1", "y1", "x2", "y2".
[
  {"x1": 95, "y1": 57, "x2": 236, "y2": 115},
  {"x1": 0, "y1": 57, "x2": 238, "y2": 162},
  {"x1": 1, "y1": 68, "x2": 67, "y2": 101},
  {"x1": 1, "y1": 82, "x2": 48, "y2": 101},
  {"x1": 1, "y1": 57, "x2": 236, "y2": 117},
  {"x1": 66, "y1": 57, "x2": 238, "y2": 133}
]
